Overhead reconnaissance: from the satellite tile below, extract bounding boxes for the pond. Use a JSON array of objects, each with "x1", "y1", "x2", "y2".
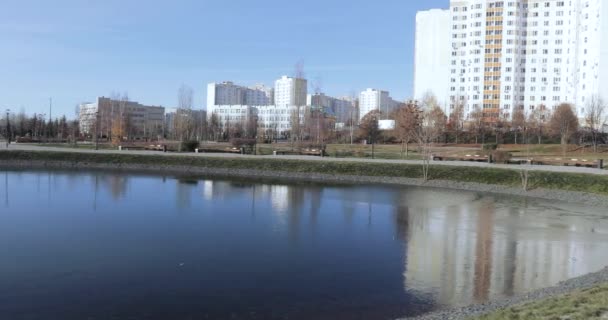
[{"x1": 1, "y1": 170, "x2": 608, "y2": 320}]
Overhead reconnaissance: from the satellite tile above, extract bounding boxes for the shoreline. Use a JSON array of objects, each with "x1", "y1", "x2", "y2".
[
  {"x1": 2, "y1": 158, "x2": 608, "y2": 208},
  {"x1": 404, "y1": 266, "x2": 608, "y2": 320}
]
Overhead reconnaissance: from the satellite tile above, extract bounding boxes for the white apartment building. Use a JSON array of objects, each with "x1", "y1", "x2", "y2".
[
  {"x1": 79, "y1": 97, "x2": 165, "y2": 139},
  {"x1": 416, "y1": 0, "x2": 608, "y2": 122},
  {"x1": 359, "y1": 88, "x2": 399, "y2": 120},
  {"x1": 275, "y1": 76, "x2": 308, "y2": 107},
  {"x1": 414, "y1": 9, "x2": 452, "y2": 109},
  {"x1": 206, "y1": 82, "x2": 273, "y2": 109},
  {"x1": 207, "y1": 104, "x2": 301, "y2": 137}
]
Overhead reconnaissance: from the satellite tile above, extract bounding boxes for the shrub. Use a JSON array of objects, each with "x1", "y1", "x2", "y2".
[
  {"x1": 483, "y1": 143, "x2": 499, "y2": 151},
  {"x1": 231, "y1": 138, "x2": 256, "y2": 148},
  {"x1": 181, "y1": 140, "x2": 200, "y2": 152},
  {"x1": 492, "y1": 150, "x2": 512, "y2": 164}
]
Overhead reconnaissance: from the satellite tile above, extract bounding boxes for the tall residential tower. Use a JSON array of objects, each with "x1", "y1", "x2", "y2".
[{"x1": 415, "y1": 0, "x2": 608, "y2": 122}]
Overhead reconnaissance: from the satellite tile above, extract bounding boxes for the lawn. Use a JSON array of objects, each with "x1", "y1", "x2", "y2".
[{"x1": 474, "y1": 285, "x2": 608, "y2": 320}]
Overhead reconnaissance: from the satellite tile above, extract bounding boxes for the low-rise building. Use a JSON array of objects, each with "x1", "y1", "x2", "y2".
[
  {"x1": 79, "y1": 97, "x2": 165, "y2": 140},
  {"x1": 307, "y1": 93, "x2": 357, "y2": 124}
]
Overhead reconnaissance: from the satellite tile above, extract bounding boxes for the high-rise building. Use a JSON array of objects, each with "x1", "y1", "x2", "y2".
[
  {"x1": 415, "y1": 0, "x2": 608, "y2": 122},
  {"x1": 414, "y1": 9, "x2": 451, "y2": 109},
  {"x1": 359, "y1": 88, "x2": 399, "y2": 120},
  {"x1": 274, "y1": 76, "x2": 308, "y2": 107}
]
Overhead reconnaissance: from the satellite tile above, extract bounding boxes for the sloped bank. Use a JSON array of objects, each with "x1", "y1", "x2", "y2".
[
  {"x1": 403, "y1": 267, "x2": 608, "y2": 320},
  {"x1": 1, "y1": 150, "x2": 608, "y2": 207}
]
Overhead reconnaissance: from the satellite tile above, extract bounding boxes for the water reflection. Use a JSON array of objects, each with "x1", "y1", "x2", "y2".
[
  {"x1": 403, "y1": 196, "x2": 608, "y2": 308},
  {"x1": 2, "y1": 170, "x2": 608, "y2": 319}
]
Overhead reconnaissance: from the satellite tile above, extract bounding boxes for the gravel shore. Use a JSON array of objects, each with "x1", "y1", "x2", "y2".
[{"x1": 402, "y1": 266, "x2": 608, "y2": 320}]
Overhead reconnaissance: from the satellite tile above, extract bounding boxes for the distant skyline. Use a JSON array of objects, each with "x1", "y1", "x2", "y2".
[{"x1": 0, "y1": 0, "x2": 447, "y2": 117}]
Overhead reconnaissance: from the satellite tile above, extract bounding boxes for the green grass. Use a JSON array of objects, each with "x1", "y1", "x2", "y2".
[
  {"x1": 2, "y1": 150, "x2": 608, "y2": 195},
  {"x1": 474, "y1": 285, "x2": 608, "y2": 320}
]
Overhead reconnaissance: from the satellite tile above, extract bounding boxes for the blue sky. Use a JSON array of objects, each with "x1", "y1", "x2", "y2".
[{"x1": 0, "y1": 0, "x2": 447, "y2": 118}]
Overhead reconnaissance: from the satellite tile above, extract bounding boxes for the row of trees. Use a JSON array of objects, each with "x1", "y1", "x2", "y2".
[
  {"x1": 358, "y1": 95, "x2": 605, "y2": 155},
  {"x1": 1, "y1": 111, "x2": 80, "y2": 143}
]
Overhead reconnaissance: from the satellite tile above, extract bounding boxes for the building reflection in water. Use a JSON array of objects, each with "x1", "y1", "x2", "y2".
[
  {"x1": 403, "y1": 193, "x2": 608, "y2": 307},
  {"x1": 35, "y1": 172, "x2": 608, "y2": 308}
]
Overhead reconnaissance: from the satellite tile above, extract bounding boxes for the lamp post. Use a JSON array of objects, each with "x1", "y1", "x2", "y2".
[
  {"x1": 5, "y1": 109, "x2": 10, "y2": 148},
  {"x1": 94, "y1": 111, "x2": 100, "y2": 151}
]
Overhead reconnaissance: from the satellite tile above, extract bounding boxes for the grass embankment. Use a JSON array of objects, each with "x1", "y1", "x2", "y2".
[
  {"x1": 474, "y1": 285, "x2": 608, "y2": 320},
  {"x1": 2, "y1": 150, "x2": 608, "y2": 195}
]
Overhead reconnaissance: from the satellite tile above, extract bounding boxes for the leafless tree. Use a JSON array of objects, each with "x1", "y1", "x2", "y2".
[
  {"x1": 176, "y1": 84, "x2": 194, "y2": 143},
  {"x1": 585, "y1": 95, "x2": 606, "y2": 152},
  {"x1": 392, "y1": 102, "x2": 421, "y2": 158},
  {"x1": 528, "y1": 105, "x2": 549, "y2": 145},
  {"x1": 290, "y1": 106, "x2": 303, "y2": 149},
  {"x1": 416, "y1": 102, "x2": 446, "y2": 181},
  {"x1": 109, "y1": 92, "x2": 130, "y2": 145},
  {"x1": 468, "y1": 105, "x2": 485, "y2": 144},
  {"x1": 449, "y1": 102, "x2": 465, "y2": 144},
  {"x1": 549, "y1": 103, "x2": 579, "y2": 156},
  {"x1": 511, "y1": 107, "x2": 526, "y2": 145},
  {"x1": 347, "y1": 91, "x2": 358, "y2": 145},
  {"x1": 208, "y1": 113, "x2": 220, "y2": 141}
]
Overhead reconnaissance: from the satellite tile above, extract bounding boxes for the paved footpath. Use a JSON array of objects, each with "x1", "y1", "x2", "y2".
[{"x1": 2, "y1": 143, "x2": 607, "y2": 176}]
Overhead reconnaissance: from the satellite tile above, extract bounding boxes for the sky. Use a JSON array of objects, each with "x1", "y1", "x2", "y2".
[{"x1": 0, "y1": 0, "x2": 447, "y2": 118}]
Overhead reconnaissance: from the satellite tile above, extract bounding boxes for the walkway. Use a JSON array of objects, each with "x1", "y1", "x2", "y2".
[{"x1": 2, "y1": 143, "x2": 607, "y2": 176}]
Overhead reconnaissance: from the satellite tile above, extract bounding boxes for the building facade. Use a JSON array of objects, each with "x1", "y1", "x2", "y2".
[
  {"x1": 359, "y1": 88, "x2": 399, "y2": 120},
  {"x1": 274, "y1": 76, "x2": 308, "y2": 107},
  {"x1": 307, "y1": 93, "x2": 356, "y2": 123},
  {"x1": 207, "y1": 82, "x2": 273, "y2": 108},
  {"x1": 416, "y1": 0, "x2": 608, "y2": 122},
  {"x1": 414, "y1": 9, "x2": 452, "y2": 109},
  {"x1": 79, "y1": 97, "x2": 165, "y2": 139},
  {"x1": 207, "y1": 104, "x2": 300, "y2": 137}
]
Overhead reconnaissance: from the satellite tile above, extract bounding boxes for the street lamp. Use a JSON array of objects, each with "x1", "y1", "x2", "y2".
[
  {"x1": 94, "y1": 111, "x2": 100, "y2": 150},
  {"x1": 5, "y1": 109, "x2": 10, "y2": 148}
]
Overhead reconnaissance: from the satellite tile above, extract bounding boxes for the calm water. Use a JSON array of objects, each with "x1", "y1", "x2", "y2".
[{"x1": 1, "y1": 170, "x2": 608, "y2": 320}]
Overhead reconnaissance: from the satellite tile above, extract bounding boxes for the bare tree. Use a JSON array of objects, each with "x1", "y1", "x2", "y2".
[
  {"x1": 416, "y1": 103, "x2": 446, "y2": 181},
  {"x1": 175, "y1": 84, "x2": 195, "y2": 148},
  {"x1": 585, "y1": 95, "x2": 606, "y2": 152},
  {"x1": 392, "y1": 102, "x2": 421, "y2": 158},
  {"x1": 208, "y1": 113, "x2": 220, "y2": 142},
  {"x1": 448, "y1": 102, "x2": 465, "y2": 144},
  {"x1": 549, "y1": 103, "x2": 579, "y2": 156},
  {"x1": 108, "y1": 93, "x2": 130, "y2": 146},
  {"x1": 528, "y1": 105, "x2": 550, "y2": 145},
  {"x1": 347, "y1": 91, "x2": 358, "y2": 145},
  {"x1": 290, "y1": 106, "x2": 302, "y2": 149},
  {"x1": 511, "y1": 107, "x2": 526, "y2": 145},
  {"x1": 468, "y1": 105, "x2": 485, "y2": 144}
]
